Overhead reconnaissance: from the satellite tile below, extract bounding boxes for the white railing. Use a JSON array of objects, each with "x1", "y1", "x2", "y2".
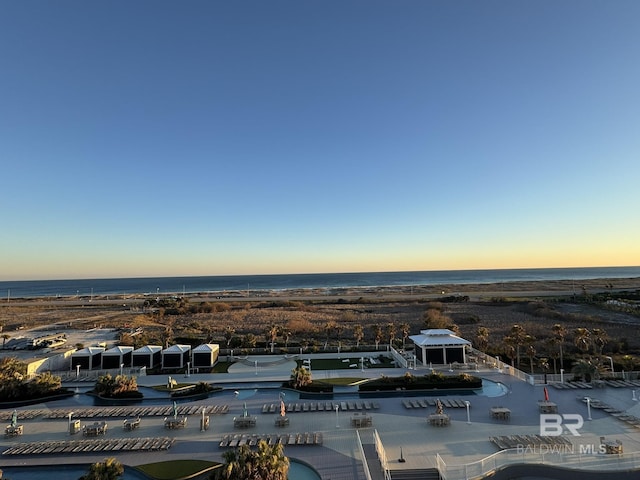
[
  {"x1": 467, "y1": 347, "x2": 533, "y2": 384},
  {"x1": 374, "y1": 429, "x2": 392, "y2": 480},
  {"x1": 355, "y1": 430, "x2": 373, "y2": 480},
  {"x1": 436, "y1": 448, "x2": 640, "y2": 480}
]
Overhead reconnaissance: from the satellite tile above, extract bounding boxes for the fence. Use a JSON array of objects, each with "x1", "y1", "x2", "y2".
[
  {"x1": 436, "y1": 447, "x2": 640, "y2": 480},
  {"x1": 355, "y1": 429, "x2": 373, "y2": 480},
  {"x1": 374, "y1": 429, "x2": 392, "y2": 480}
]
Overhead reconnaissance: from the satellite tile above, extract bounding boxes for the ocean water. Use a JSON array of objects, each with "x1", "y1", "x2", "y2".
[{"x1": 1, "y1": 266, "x2": 639, "y2": 299}]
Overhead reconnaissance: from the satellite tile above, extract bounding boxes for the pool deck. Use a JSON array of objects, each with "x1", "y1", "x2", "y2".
[{"x1": 2, "y1": 357, "x2": 640, "y2": 479}]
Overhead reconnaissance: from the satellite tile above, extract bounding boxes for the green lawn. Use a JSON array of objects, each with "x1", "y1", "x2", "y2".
[{"x1": 135, "y1": 460, "x2": 220, "y2": 479}]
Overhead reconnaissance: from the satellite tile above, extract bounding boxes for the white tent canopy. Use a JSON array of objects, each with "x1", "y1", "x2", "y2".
[{"x1": 409, "y1": 329, "x2": 471, "y2": 366}]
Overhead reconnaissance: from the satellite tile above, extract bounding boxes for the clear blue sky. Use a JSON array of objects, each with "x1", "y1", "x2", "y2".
[{"x1": 1, "y1": 1, "x2": 639, "y2": 281}]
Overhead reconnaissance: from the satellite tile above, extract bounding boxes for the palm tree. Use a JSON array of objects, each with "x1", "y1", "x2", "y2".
[
  {"x1": 387, "y1": 322, "x2": 396, "y2": 348},
  {"x1": 266, "y1": 324, "x2": 279, "y2": 353},
  {"x1": 223, "y1": 326, "x2": 235, "y2": 347},
  {"x1": 504, "y1": 324, "x2": 527, "y2": 368},
  {"x1": 574, "y1": 328, "x2": 591, "y2": 354},
  {"x1": 323, "y1": 321, "x2": 336, "y2": 350},
  {"x1": 371, "y1": 324, "x2": 383, "y2": 350},
  {"x1": 289, "y1": 366, "x2": 311, "y2": 390},
  {"x1": 551, "y1": 324, "x2": 566, "y2": 370},
  {"x1": 219, "y1": 440, "x2": 289, "y2": 480},
  {"x1": 572, "y1": 358, "x2": 600, "y2": 383},
  {"x1": 546, "y1": 337, "x2": 560, "y2": 374},
  {"x1": 80, "y1": 457, "x2": 124, "y2": 480},
  {"x1": 539, "y1": 357, "x2": 550, "y2": 383},
  {"x1": 591, "y1": 328, "x2": 608, "y2": 357},
  {"x1": 280, "y1": 328, "x2": 292, "y2": 349},
  {"x1": 353, "y1": 324, "x2": 364, "y2": 348},
  {"x1": 474, "y1": 327, "x2": 490, "y2": 352},
  {"x1": 526, "y1": 340, "x2": 536, "y2": 375},
  {"x1": 400, "y1": 322, "x2": 410, "y2": 350}
]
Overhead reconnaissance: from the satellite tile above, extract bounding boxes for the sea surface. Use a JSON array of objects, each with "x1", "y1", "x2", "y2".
[{"x1": 1, "y1": 266, "x2": 639, "y2": 299}]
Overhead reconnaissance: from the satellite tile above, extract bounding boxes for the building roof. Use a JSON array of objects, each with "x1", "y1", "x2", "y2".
[
  {"x1": 103, "y1": 346, "x2": 134, "y2": 355},
  {"x1": 72, "y1": 347, "x2": 105, "y2": 356},
  {"x1": 409, "y1": 329, "x2": 471, "y2": 347},
  {"x1": 132, "y1": 345, "x2": 162, "y2": 354},
  {"x1": 193, "y1": 343, "x2": 220, "y2": 352},
  {"x1": 162, "y1": 344, "x2": 191, "y2": 354}
]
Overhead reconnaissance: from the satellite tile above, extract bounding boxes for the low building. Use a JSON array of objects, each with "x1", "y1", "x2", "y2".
[
  {"x1": 131, "y1": 345, "x2": 162, "y2": 369},
  {"x1": 161, "y1": 344, "x2": 191, "y2": 369},
  {"x1": 70, "y1": 347, "x2": 105, "y2": 370},
  {"x1": 101, "y1": 346, "x2": 134, "y2": 369},
  {"x1": 192, "y1": 343, "x2": 219, "y2": 369},
  {"x1": 409, "y1": 329, "x2": 471, "y2": 366}
]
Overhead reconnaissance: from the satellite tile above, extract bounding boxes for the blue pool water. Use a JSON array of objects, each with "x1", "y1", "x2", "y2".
[{"x1": 289, "y1": 459, "x2": 322, "y2": 480}]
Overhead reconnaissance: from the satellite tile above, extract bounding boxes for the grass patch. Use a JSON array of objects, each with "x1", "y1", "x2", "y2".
[{"x1": 135, "y1": 460, "x2": 220, "y2": 480}]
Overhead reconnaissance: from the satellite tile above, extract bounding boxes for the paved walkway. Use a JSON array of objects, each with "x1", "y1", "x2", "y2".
[{"x1": 2, "y1": 357, "x2": 640, "y2": 479}]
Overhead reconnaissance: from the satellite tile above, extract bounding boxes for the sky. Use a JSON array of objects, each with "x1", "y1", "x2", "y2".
[{"x1": 1, "y1": 1, "x2": 639, "y2": 281}]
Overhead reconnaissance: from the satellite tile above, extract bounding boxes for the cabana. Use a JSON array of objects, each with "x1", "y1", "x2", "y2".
[
  {"x1": 192, "y1": 343, "x2": 220, "y2": 369},
  {"x1": 132, "y1": 345, "x2": 162, "y2": 369},
  {"x1": 409, "y1": 329, "x2": 471, "y2": 366},
  {"x1": 101, "y1": 346, "x2": 134, "y2": 369},
  {"x1": 161, "y1": 344, "x2": 191, "y2": 369},
  {"x1": 71, "y1": 347, "x2": 105, "y2": 370}
]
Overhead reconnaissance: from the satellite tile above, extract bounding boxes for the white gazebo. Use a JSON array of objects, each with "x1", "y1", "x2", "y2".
[{"x1": 409, "y1": 329, "x2": 471, "y2": 366}]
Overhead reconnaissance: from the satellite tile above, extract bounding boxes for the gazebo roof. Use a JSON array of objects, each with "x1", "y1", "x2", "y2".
[
  {"x1": 133, "y1": 345, "x2": 162, "y2": 354},
  {"x1": 162, "y1": 344, "x2": 191, "y2": 354},
  {"x1": 103, "y1": 346, "x2": 134, "y2": 355},
  {"x1": 193, "y1": 343, "x2": 219, "y2": 352},
  {"x1": 72, "y1": 347, "x2": 105, "y2": 356},
  {"x1": 409, "y1": 329, "x2": 471, "y2": 347}
]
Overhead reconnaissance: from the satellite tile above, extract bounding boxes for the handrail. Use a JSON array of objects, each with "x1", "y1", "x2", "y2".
[
  {"x1": 355, "y1": 429, "x2": 373, "y2": 480},
  {"x1": 437, "y1": 447, "x2": 640, "y2": 480},
  {"x1": 374, "y1": 429, "x2": 392, "y2": 480}
]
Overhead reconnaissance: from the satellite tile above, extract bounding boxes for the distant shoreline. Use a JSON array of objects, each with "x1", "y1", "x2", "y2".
[{"x1": 2, "y1": 276, "x2": 639, "y2": 306}]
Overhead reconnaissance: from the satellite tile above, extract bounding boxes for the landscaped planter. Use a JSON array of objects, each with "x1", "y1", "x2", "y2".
[{"x1": 358, "y1": 373, "x2": 482, "y2": 392}]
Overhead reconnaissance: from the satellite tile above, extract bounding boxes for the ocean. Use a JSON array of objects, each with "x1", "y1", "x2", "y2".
[{"x1": 1, "y1": 266, "x2": 639, "y2": 299}]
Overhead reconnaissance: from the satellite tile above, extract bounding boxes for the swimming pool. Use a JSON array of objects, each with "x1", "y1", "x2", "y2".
[
  {"x1": 288, "y1": 458, "x2": 322, "y2": 480},
  {"x1": 0, "y1": 464, "x2": 149, "y2": 479}
]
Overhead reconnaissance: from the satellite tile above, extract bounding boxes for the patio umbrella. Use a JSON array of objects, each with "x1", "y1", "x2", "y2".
[
  {"x1": 280, "y1": 399, "x2": 286, "y2": 417},
  {"x1": 544, "y1": 387, "x2": 549, "y2": 402},
  {"x1": 11, "y1": 410, "x2": 17, "y2": 427}
]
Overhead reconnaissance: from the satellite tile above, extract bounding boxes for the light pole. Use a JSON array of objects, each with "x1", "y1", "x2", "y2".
[
  {"x1": 120, "y1": 363, "x2": 124, "y2": 377},
  {"x1": 605, "y1": 356, "x2": 614, "y2": 376},
  {"x1": 633, "y1": 390, "x2": 637, "y2": 401},
  {"x1": 560, "y1": 369, "x2": 564, "y2": 384},
  {"x1": 586, "y1": 397, "x2": 592, "y2": 420},
  {"x1": 335, "y1": 404, "x2": 340, "y2": 428},
  {"x1": 68, "y1": 412, "x2": 74, "y2": 434},
  {"x1": 255, "y1": 360, "x2": 258, "y2": 376},
  {"x1": 361, "y1": 357, "x2": 365, "y2": 373},
  {"x1": 465, "y1": 401, "x2": 471, "y2": 424},
  {"x1": 186, "y1": 362, "x2": 190, "y2": 378},
  {"x1": 76, "y1": 364, "x2": 80, "y2": 379}
]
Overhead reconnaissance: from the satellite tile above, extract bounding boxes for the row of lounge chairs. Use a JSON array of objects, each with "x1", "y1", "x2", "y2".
[
  {"x1": 602, "y1": 379, "x2": 640, "y2": 388},
  {"x1": 46, "y1": 404, "x2": 228, "y2": 419},
  {"x1": 402, "y1": 398, "x2": 469, "y2": 409},
  {"x1": 2, "y1": 436, "x2": 174, "y2": 455},
  {"x1": 261, "y1": 401, "x2": 379, "y2": 414},
  {"x1": 552, "y1": 381, "x2": 593, "y2": 390},
  {"x1": 577, "y1": 396, "x2": 640, "y2": 428},
  {"x1": 490, "y1": 435, "x2": 572, "y2": 450},
  {"x1": 0, "y1": 410, "x2": 47, "y2": 421},
  {"x1": 219, "y1": 432, "x2": 323, "y2": 448}
]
